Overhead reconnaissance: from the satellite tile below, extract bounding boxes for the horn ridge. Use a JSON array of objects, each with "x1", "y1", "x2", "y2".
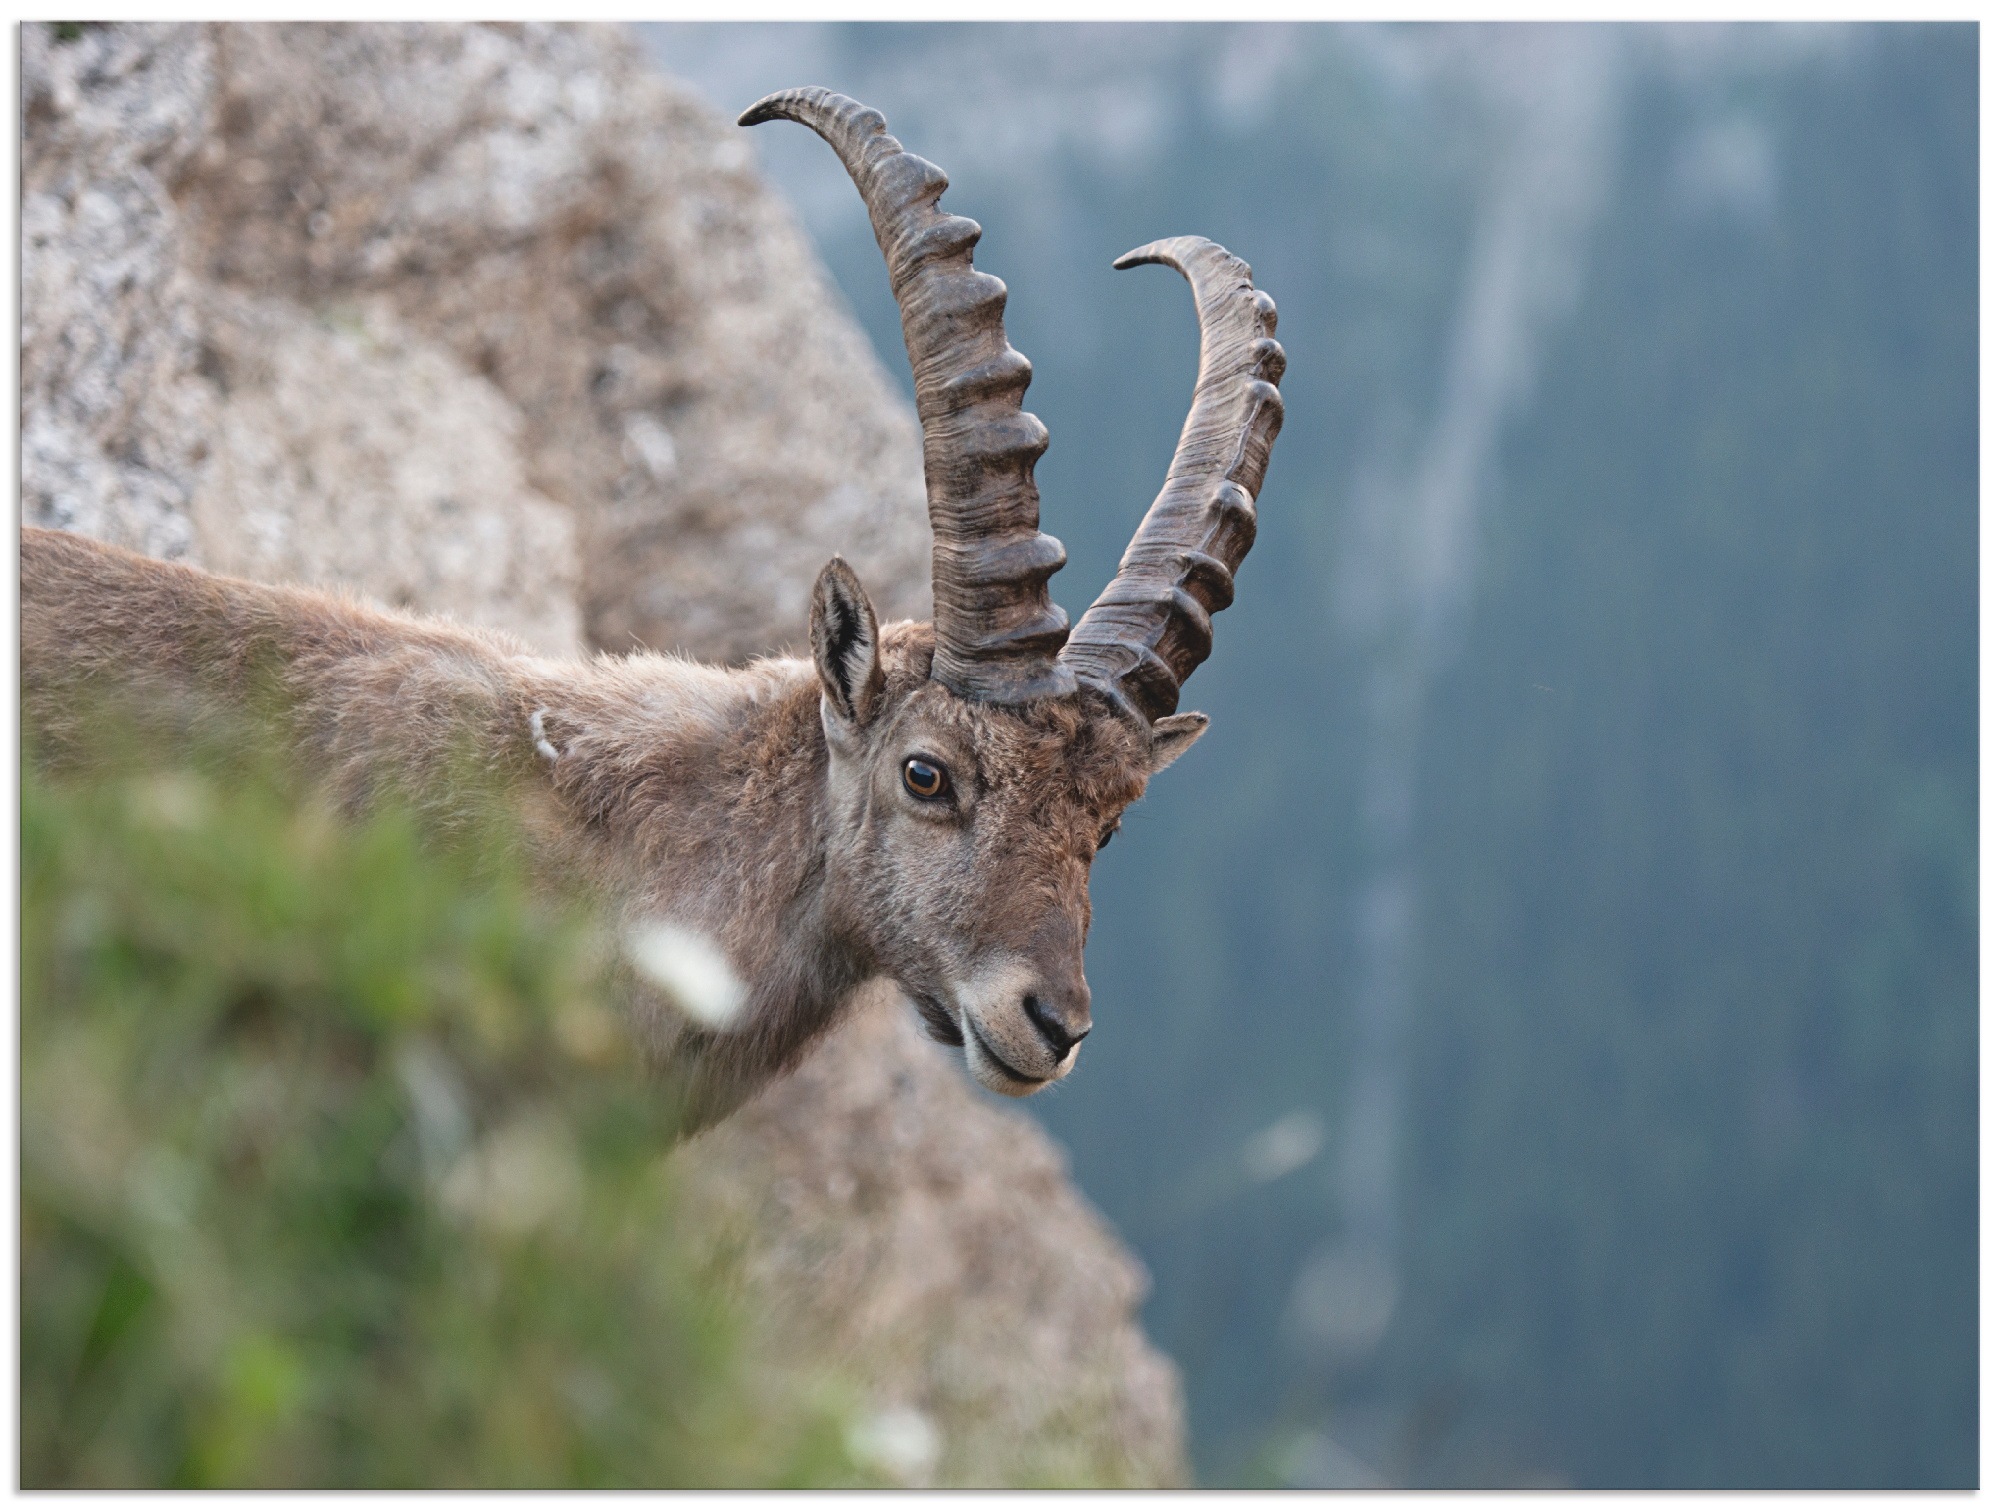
[
  {"x1": 1062, "y1": 235, "x2": 1287, "y2": 724},
  {"x1": 741, "y1": 87, "x2": 1075, "y2": 703}
]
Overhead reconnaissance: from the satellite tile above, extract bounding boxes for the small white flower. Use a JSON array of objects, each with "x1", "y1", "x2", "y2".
[
  {"x1": 396, "y1": 1040, "x2": 471, "y2": 1179},
  {"x1": 847, "y1": 1405, "x2": 941, "y2": 1484},
  {"x1": 126, "y1": 771, "x2": 211, "y2": 830},
  {"x1": 623, "y1": 919, "x2": 746, "y2": 1030},
  {"x1": 440, "y1": 1115, "x2": 579, "y2": 1237}
]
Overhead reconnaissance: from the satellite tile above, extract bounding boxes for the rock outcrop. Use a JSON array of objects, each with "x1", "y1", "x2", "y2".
[
  {"x1": 178, "y1": 22, "x2": 932, "y2": 663},
  {"x1": 20, "y1": 21, "x2": 1186, "y2": 1487},
  {"x1": 682, "y1": 982, "x2": 1186, "y2": 1487},
  {"x1": 22, "y1": 22, "x2": 581, "y2": 655}
]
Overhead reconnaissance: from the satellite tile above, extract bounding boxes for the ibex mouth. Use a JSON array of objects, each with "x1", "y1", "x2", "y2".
[
  {"x1": 908, "y1": 989, "x2": 965, "y2": 1048},
  {"x1": 962, "y1": 1011, "x2": 1047, "y2": 1095}
]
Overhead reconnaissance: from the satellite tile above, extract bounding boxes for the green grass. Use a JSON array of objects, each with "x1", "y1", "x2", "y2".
[{"x1": 21, "y1": 712, "x2": 862, "y2": 1487}]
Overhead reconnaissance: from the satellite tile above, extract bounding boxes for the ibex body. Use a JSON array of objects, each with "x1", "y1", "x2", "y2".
[{"x1": 22, "y1": 89, "x2": 1285, "y2": 1128}]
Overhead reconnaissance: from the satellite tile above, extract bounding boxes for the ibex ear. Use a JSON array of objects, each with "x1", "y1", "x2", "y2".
[
  {"x1": 1148, "y1": 711, "x2": 1209, "y2": 775},
  {"x1": 810, "y1": 557, "x2": 885, "y2": 731}
]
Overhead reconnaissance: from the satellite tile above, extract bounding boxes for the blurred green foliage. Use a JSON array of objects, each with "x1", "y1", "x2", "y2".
[{"x1": 21, "y1": 717, "x2": 859, "y2": 1487}]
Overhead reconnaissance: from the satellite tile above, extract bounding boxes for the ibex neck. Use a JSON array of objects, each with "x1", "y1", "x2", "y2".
[{"x1": 523, "y1": 652, "x2": 863, "y2": 1118}]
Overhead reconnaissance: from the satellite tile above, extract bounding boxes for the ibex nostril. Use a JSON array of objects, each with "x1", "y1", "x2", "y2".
[{"x1": 1025, "y1": 992, "x2": 1087, "y2": 1055}]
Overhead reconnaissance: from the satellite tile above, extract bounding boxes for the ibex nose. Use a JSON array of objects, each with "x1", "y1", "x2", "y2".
[{"x1": 1024, "y1": 989, "x2": 1091, "y2": 1057}]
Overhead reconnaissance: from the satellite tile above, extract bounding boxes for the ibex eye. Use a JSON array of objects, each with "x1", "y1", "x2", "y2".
[
  {"x1": 903, "y1": 757, "x2": 950, "y2": 802},
  {"x1": 1097, "y1": 822, "x2": 1119, "y2": 852}
]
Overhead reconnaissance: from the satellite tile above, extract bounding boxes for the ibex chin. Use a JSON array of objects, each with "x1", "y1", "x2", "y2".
[{"x1": 22, "y1": 89, "x2": 1286, "y2": 1129}]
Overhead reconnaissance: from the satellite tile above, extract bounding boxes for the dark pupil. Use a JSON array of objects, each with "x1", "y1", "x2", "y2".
[{"x1": 906, "y1": 760, "x2": 943, "y2": 798}]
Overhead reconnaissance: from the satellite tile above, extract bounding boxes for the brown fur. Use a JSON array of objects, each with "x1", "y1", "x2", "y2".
[{"x1": 23, "y1": 527, "x2": 1202, "y2": 1126}]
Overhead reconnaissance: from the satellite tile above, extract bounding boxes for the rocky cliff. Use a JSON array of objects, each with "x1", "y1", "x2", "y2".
[{"x1": 20, "y1": 21, "x2": 1186, "y2": 1487}]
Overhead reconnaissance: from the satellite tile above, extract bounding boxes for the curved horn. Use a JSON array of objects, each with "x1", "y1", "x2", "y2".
[
  {"x1": 740, "y1": 88, "x2": 1075, "y2": 704},
  {"x1": 1060, "y1": 237, "x2": 1285, "y2": 724}
]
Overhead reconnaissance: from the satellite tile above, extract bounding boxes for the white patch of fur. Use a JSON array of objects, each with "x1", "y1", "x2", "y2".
[
  {"x1": 529, "y1": 706, "x2": 561, "y2": 763},
  {"x1": 623, "y1": 919, "x2": 746, "y2": 1030}
]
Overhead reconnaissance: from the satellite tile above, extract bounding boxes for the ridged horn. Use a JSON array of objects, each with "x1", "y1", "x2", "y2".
[
  {"x1": 740, "y1": 88, "x2": 1076, "y2": 703},
  {"x1": 1060, "y1": 236, "x2": 1285, "y2": 724}
]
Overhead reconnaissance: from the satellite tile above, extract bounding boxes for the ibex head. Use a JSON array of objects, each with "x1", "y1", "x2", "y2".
[{"x1": 744, "y1": 89, "x2": 1285, "y2": 1096}]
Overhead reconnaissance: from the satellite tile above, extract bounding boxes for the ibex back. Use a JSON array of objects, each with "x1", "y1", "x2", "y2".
[{"x1": 21, "y1": 89, "x2": 1285, "y2": 1129}]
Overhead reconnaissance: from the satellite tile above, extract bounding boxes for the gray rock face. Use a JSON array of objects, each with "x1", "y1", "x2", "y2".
[
  {"x1": 177, "y1": 22, "x2": 931, "y2": 664},
  {"x1": 22, "y1": 21, "x2": 583, "y2": 656},
  {"x1": 190, "y1": 286, "x2": 581, "y2": 655},
  {"x1": 22, "y1": 23, "x2": 214, "y2": 562},
  {"x1": 20, "y1": 21, "x2": 1185, "y2": 1487}
]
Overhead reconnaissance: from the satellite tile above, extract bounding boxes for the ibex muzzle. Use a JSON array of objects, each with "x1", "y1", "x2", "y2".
[{"x1": 745, "y1": 89, "x2": 1287, "y2": 1097}]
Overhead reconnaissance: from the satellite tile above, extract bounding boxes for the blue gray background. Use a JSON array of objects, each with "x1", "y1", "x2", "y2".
[{"x1": 644, "y1": 24, "x2": 1977, "y2": 1488}]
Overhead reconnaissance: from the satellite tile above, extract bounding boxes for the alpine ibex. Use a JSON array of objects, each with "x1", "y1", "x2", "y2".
[{"x1": 21, "y1": 89, "x2": 1286, "y2": 1128}]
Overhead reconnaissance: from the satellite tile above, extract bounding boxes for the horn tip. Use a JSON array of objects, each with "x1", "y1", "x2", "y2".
[
  {"x1": 738, "y1": 87, "x2": 831, "y2": 128},
  {"x1": 737, "y1": 93, "x2": 787, "y2": 128},
  {"x1": 1112, "y1": 240, "x2": 1175, "y2": 272},
  {"x1": 1113, "y1": 234, "x2": 1222, "y2": 273}
]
